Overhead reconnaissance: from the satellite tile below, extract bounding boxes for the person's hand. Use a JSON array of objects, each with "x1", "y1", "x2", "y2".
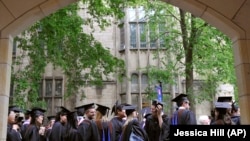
[
  {"x1": 156, "y1": 104, "x2": 162, "y2": 116},
  {"x1": 12, "y1": 124, "x2": 19, "y2": 131}
]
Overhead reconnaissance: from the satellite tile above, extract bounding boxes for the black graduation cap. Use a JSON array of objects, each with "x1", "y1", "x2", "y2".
[
  {"x1": 60, "y1": 106, "x2": 71, "y2": 115},
  {"x1": 31, "y1": 107, "x2": 46, "y2": 117},
  {"x1": 214, "y1": 102, "x2": 231, "y2": 109},
  {"x1": 79, "y1": 103, "x2": 95, "y2": 112},
  {"x1": 217, "y1": 96, "x2": 232, "y2": 102},
  {"x1": 152, "y1": 99, "x2": 165, "y2": 107},
  {"x1": 111, "y1": 100, "x2": 119, "y2": 115},
  {"x1": 47, "y1": 115, "x2": 56, "y2": 121},
  {"x1": 9, "y1": 105, "x2": 22, "y2": 113},
  {"x1": 75, "y1": 105, "x2": 86, "y2": 116},
  {"x1": 123, "y1": 105, "x2": 137, "y2": 116},
  {"x1": 171, "y1": 93, "x2": 189, "y2": 106},
  {"x1": 96, "y1": 104, "x2": 110, "y2": 116}
]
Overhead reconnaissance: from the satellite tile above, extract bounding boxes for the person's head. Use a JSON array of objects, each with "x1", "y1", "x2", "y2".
[
  {"x1": 56, "y1": 106, "x2": 70, "y2": 124},
  {"x1": 81, "y1": 103, "x2": 96, "y2": 120},
  {"x1": 198, "y1": 115, "x2": 210, "y2": 125},
  {"x1": 75, "y1": 105, "x2": 85, "y2": 117},
  {"x1": 47, "y1": 115, "x2": 56, "y2": 128},
  {"x1": 151, "y1": 99, "x2": 164, "y2": 117},
  {"x1": 95, "y1": 104, "x2": 110, "y2": 120},
  {"x1": 24, "y1": 109, "x2": 32, "y2": 120},
  {"x1": 66, "y1": 111, "x2": 78, "y2": 129},
  {"x1": 111, "y1": 102, "x2": 126, "y2": 119},
  {"x1": 172, "y1": 93, "x2": 190, "y2": 109},
  {"x1": 8, "y1": 105, "x2": 22, "y2": 124},
  {"x1": 214, "y1": 102, "x2": 231, "y2": 120},
  {"x1": 231, "y1": 102, "x2": 240, "y2": 116},
  {"x1": 30, "y1": 107, "x2": 46, "y2": 126},
  {"x1": 123, "y1": 105, "x2": 137, "y2": 118}
]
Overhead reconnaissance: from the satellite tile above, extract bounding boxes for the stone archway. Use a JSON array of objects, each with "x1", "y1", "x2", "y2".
[{"x1": 1, "y1": 0, "x2": 250, "y2": 139}]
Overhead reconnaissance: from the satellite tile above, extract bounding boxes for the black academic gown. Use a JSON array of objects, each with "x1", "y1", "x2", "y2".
[
  {"x1": 20, "y1": 123, "x2": 29, "y2": 140},
  {"x1": 110, "y1": 117, "x2": 125, "y2": 141},
  {"x1": 77, "y1": 119, "x2": 100, "y2": 141},
  {"x1": 23, "y1": 124, "x2": 46, "y2": 141},
  {"x1": 144, "y1": 115, "x2": 170, "y2": 141},
  {"x1": 45, "y1": 127, "x2": 52, "y2": 141},
  {"x1": 95, "y1": 120, "x2": 112, "y2": 141},
  {"x1": 49, "y1": 121, "x2": 66, "y2": 141},
  {"x1": 63, "y1": 128, "x2": 79, "y2": 141},
  {"x1": 120, "y1": 119, "x2": 148, "y2": 141},
  {"x1": 170, "y1": 108, "x2": 197, "y2": 125},
  {"x1": 7, "y1": 124, "x2": 22, "y2": 141},
  {"x1": 231, "y1": 115, "x2": 241, "y2": 125}
]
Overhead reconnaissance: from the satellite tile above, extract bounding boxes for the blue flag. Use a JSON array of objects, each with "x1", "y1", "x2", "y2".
[{"x1": 155, "y1": 85, "x2": 162, "y2": 102}]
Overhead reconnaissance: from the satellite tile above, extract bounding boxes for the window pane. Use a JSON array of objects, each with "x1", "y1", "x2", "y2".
[
  {"x1": 141, "y1": 74, "x2": 148, "y2": 92},
  {"x1": 131, "y1": 74, "x2": 138, "y2": 84},
  {"x1": 128, "y1": 8, "x2": 136, "y2": 21},
  {"x1": 138, "y1": 7, "x2": 146, "y2": 22},
  {"x1": 141, "y1": 74, "x2": 148, "y2": 84},
  {"x1": 139, "y1": 23, "x2": 147, "y2": 48},
  {"x1": 120, "y1": 26, "x2": 125, "y2": 49},
  {"x1": 130, "y1": 23, "x2": 137, "y2": 48},
  {"x1": 131, "y1": 74, "x2": 138, "y2": 92},
  {"x1": 159, "y1": 23, "x2": 167, "y2": 47},
  {"x1": 45, "y1": 79, "x2": 52, "y2": 96},
  {"x1": 55, "y1": 79, "x2": 62, "y2": 96},
  {"x1": 39, "y1": 81, "x2": 43, "y2": 97},
  {"x1": 149, "y1": 23, "x2": 157, "y2": 48},
  {"x1": 54, "y1": 98, "x2": 62, "y2": 108},
  {"x1": 45, "y1": 98, "x2": 52, "y2": 115}
]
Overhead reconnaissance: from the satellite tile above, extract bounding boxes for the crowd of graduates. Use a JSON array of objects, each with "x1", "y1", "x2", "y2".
[{"x1": 7, "y1": 93, "x2": 241, "y2": 141}]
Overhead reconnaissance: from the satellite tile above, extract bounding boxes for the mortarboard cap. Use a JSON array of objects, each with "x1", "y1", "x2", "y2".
[
  {"x1": 217, "y1": 96, "x2": 233, "y2": 102},
  {"x1": 214, "y1": 102, "x2": 231, "y2": 109},
  {"x1": 96, "y1": 104, "x2": 110, "y2": 116},
  {"x1": 111, "y1": 101, "x2": 125, "y2": 115},
  {"x1": 171, "y1": 93, "x2": 189, "y2": 106},
  {"x1": 80, "y1": 103, "x2": 95, "y2": 112},
  {"x1": 75, "y1": 105, "x2": 86, "y2": 116},
  {"x1": 31, "y1": 107, "x2": 46, "y2": 117},
  {"x1": 47, "y1": 115, "x2": 56, "y2": 121},
  {"x1": 60, "y1": 106, "x2": 71, "y2": 115},
  {"x1": 9, "y1": 105, "x2": 22, "y2": 113},
  {"x1": 123, "y1": 105, "x2": 137, "y2": 116},
  {"x1": 152, "y1": 99, "x2": 165, "y2": 107}
]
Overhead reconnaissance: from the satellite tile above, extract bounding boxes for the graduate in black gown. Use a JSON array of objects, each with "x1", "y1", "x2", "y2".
[
  {"x1": 144, "y1": 100, "x2": 170, "y2": 141},
  {"x1": 49, "y1": 106, "x2": 70, "y2": 141},
  {"x1": 109, "y1": 102, "x2": 126, "y2": 141},
  {"x1": 210, "y1": 102, "x2": 235, "y2": 125},
  {"x1": 45, "y1": 115, "x2": 55, "y2": 141},
  {"x1": 170, "y1": 94, "x2": 197, "y2": 125},
  {"x1": 7, "y1": 105, "x2": 22, "y2": 141},
  {"x1": 94, "y1": 104, "x2": 112, "y2": 141},
  {"x1": 23, "y1": 107, "x2": 46, "y2": 141},
  {"x1": 63, "y1": 111, "x2": 79, "y2": 141},
  {"x1": 77, "y1": 103, "x2": 100, "y2": 141},
  {"x1": 120, "y1": 105, "x2": 149, "y2": 141},
  {"x1": 20, "y1": 109, "x2": 31, "y2": 140}
]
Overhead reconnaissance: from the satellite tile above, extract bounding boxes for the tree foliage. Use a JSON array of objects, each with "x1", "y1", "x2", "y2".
[
  {"x1": 138, "y1": 1, "x2": 236, "y2": 106},
  {"x1": 11, "y1": 1, "x2": 132, "y2": 108}
]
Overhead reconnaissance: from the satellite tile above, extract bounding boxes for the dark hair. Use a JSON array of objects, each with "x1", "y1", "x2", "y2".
[{"x1": 64, "y1": 112, "x2": 78, "y2": 140}]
